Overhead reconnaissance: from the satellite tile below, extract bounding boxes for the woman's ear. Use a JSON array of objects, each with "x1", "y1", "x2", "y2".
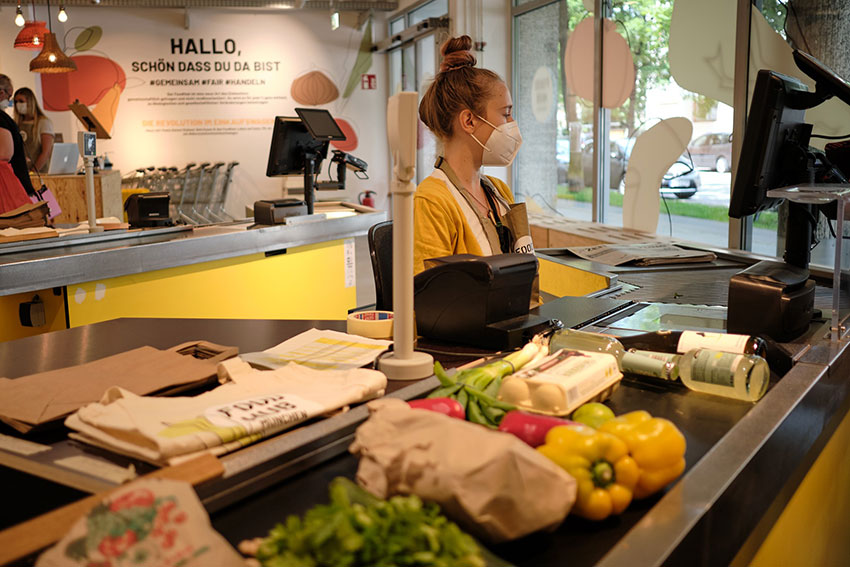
[{"x1": 456, "y1": 109, "x2": 477, "y2": 135}]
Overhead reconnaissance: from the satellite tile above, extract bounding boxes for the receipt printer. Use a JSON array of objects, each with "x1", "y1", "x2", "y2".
[
  {"x1": 727, "y1": 260, "x2": 815, "y2": 341},
  {"x1": 414, "y1": 253, "x2": 554, "y2": 350},
  {"x1": 254, "y1": 199, "x2": 308, "y2": 225},
  {"x1": 124, "y1": 192, "x2": 171, "y2": 228}
]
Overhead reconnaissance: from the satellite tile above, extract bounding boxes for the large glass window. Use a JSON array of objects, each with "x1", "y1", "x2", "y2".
[{"x1": 387, "y1": 0, "x2": 448, "y2": 184}]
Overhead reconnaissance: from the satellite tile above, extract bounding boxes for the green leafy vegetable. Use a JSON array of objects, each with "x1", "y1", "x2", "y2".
[{"x1": 255, "y1": 478, "x2": 485, "y2": 567}]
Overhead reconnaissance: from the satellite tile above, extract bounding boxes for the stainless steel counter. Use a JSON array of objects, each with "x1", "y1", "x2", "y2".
[{"x1": 0, "y1": 212, "x2": 386, "y2": 297}]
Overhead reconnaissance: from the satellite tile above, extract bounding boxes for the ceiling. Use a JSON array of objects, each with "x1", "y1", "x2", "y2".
[{"x1": 2, "y1": 0, "x2": 396, "y2": 9}]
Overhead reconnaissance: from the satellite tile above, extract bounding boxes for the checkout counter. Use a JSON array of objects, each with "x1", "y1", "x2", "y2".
[
  {"x1": 0, "y1": 203, "x2": 386, "y2": 342},
  {"x1": 0, "y1": 227, "x2": 848, "y2": 566}
]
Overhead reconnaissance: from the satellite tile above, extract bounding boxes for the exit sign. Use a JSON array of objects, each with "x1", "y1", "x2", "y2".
[{"x1": 361, "y1": 74, "x2": 376, "y2": 90}]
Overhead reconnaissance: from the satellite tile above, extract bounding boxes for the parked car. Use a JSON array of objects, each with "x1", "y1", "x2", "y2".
[
  {"x1": 581, "y1": 139, "x2": 701, "y2": 199},
  {"x1": 687, "y1": 132, "x2": 732, "y2": 173}
]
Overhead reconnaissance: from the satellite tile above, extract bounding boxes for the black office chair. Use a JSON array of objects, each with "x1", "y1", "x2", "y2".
[{"x1": 368, "y1": 220, "x2": 393, "y2": 311}]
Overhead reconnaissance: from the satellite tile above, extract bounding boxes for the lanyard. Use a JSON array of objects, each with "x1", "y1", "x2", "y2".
[{"x1": 434, "y1": 156, "x2": 512, "y2": 253}]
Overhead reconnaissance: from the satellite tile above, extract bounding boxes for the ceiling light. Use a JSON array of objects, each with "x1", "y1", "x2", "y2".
[
  {"x1": 30, "y1": 32, "x2": 76, "y2": 73},
  {"x1": 58, "y1": 5, "x2": 67, "y2": 22},
  {"x1": 29, "y1": 0, "x2": 76, "y2": 73},
  {"x1": 14, "y1": 20, "x2": 48, "y2": 50},
  {"x1": 15, "y1": 4, "x2": 25, "y2": 26}
]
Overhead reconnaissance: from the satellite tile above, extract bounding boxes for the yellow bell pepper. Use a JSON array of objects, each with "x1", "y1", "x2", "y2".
[
  {"x1": 538, "y1": 424, "x2": 640, "y2": 521},
  {"x1": 598, "y1": 410, "x2": 686, "y2": 499}
]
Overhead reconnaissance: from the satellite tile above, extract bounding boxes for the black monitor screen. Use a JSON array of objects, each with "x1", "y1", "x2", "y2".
[
  {"x1": 295, "y1": 108, "x2": 346, "y2": 141},
  {"x1": 729, "y1": 70, "x2": 811, "y2": 218},
  {"x1": 266, "y1": 116, "x2": 329, "y2": 177}
]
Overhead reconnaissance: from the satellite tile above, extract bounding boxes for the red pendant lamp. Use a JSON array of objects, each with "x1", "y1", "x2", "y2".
[
  {"x1": 14, "y1": 20, "x2": 48, "y2": 50},
  {"x1": 29, "y1": 0, "x2": 76, "y2": 74}
]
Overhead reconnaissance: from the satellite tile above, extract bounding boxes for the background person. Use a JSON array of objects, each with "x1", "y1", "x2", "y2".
[
  {"x1": 0, "y1": 75, "x2": 36, "y2": 198},
  {"x1": 413, "y1": 35, "x2": 524, "y2": 274},
  {"x1": 14, "y1": 87, "x2": 54, "y2": 174}
]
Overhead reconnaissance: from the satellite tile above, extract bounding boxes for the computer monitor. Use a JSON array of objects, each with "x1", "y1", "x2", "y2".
[
  {"x1": 295, "y1": 108, "x2": 346, "y2": 141},
  {"x1": 266, "y1": 116, "x2": 328, "y2": 177},
  {"x1": 729, "y1": 70, "x2": 811, "y2": 219}
]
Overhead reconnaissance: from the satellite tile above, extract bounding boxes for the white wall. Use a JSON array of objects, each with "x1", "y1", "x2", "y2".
[{"x1": 0, "y1": 7, "x2": 389, "y2": 215}]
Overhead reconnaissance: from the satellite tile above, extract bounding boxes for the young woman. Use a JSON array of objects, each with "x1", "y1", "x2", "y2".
[
  {"x1": 414, "y1": 35, "x2": 525, "y2": 274},
  {"x1": 13, "y1": 87, "x2": 54, "y2": 174}
]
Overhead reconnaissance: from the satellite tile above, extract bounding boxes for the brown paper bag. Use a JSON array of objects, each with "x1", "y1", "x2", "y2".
[
  {"x1": 0, "y1": 341, "x2": 237, "y2": 433},
  {"x1": 36, "y1": 478, "x2": 244, "y2": 567},
  {"x1": 0, "y1": 201, "x2": 49, "y2": 229},
  {"x1": 349, "y1": 398, "x2": 576, "y2": 543}
]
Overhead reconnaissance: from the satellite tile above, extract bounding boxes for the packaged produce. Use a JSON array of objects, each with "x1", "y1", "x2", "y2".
[
  {"x1": 498, "y1": 349, "x2": 622, "y2": 416},
  {"x1": 497, "y1": 410, "x2": 577, "y2": 447},
  {"x1": 350, "y1": 398, "x2": 576, "y2": 542},
  {"x1": 407, "y1": 397, "x2": 466, "y2": 419},
  {"x1": 246, "y1": 477, "x2": 485, "y2": 567},
  {"x1": 598, "y1": 410, "x2": 686, "y2": 499},
  {"x1": 538, "y1": 424, "x2": 639, "y2": 521},
  {"x1": 427, "y1": 340, "x2": 544, "y2": 428}
]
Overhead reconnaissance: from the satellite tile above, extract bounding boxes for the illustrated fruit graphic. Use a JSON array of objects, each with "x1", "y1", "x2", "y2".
[
  {"x1": 41, "y1": 54, "x2": 126, "y2": 111},
  {"x1": 330, "y1": 118, "x2": 358, "y2": 152},
  {"x1": 291, "y1": 70, "x2": 339, "y2": 106}
]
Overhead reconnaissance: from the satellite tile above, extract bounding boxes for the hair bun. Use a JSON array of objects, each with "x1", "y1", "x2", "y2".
[{"x1": 439, "y1": 35, "x2": 476, "y2": 73}]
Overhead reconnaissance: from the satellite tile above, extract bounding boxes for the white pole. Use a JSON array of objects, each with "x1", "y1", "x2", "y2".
[
  {"x1": 84, "y1": 156, "x2": 103, "y2": 233},
  {"x1": 378, "y1": 92, "x2": 433, "y2": 380}
]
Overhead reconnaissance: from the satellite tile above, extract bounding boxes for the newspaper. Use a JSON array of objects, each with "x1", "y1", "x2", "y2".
[
  {"x1": 240, "y1": 328, "x2": 391, "y2": 370},
  {"x1": 566, "y1": 242, "x2": 716, "y2": 266}
]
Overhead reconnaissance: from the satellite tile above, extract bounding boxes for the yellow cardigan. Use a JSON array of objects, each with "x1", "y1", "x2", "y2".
[{"x1": 413, "y1": 173, "x2": 514, "y2": 274}]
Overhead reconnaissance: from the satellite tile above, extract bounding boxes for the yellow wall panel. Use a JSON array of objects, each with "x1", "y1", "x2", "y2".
[
  {"x1": 0, "y1": 289, "x2": 67, "y2": 342},
  {"x1": 67, "y1": 240, "x2": 356, "y2": 327},
  {"x1": 747, "y1": 408, "x2": 850, "y2": 567},
  {"x1": 538, "y1": 256, "x2": 611, "y2": 298}
]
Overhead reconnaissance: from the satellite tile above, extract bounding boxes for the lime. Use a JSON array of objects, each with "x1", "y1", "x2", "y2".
[{"x1": 572, "y1": 402, "x2": 615, "y2": 428}]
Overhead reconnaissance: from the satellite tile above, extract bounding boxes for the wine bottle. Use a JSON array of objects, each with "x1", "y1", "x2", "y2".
[
  {"x1": 617, "y1": 330, "x2": 766, "y2": 358},
  {"x1": 623, "y1": 349, "x2": 681, "y2": 381},
  {"x1": 548, "y1": 329, "x2": 625, "y2": 367},
  {"x1": 678, "y1": 348, "x2": 769, "y2": 402}
]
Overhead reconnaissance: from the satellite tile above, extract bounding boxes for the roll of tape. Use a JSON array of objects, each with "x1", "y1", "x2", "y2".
[{"x1": 347, "y1": 310, "x2": 394, "y2": 339}]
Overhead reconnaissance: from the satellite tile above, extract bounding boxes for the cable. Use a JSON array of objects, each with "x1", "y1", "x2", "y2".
[
  {"x1": 776, "y1": 0, "x2": 811, "y2": 53},
  {"x1": 661, "y1": 194, "x2": 673, "y2": 237},
  {"x1": 811, "y1": 133, "x2": 850, "y2": 140}
]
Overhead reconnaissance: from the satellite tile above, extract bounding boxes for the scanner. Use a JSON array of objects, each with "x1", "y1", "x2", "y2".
[
  {"x1": 253, "y1": 199, "x2": 308, "y2": 225},
  {"x1": 414, "y1": 254, "x2": 560, "y2": 350},
  {"x1": 727, "y1": 260, "x2": 815, "y2": 341}
]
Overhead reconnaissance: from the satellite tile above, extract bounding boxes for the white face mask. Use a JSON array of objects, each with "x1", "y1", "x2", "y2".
[
  {"x1": 470, "y1": 115, "x2": 523, "y2": 167},
  {"x1": 0, "y1": 99, "x2": 10, "y2": 110},
  {"x1": 15, "y1": 102, "x2": 27, "y2": 115}
]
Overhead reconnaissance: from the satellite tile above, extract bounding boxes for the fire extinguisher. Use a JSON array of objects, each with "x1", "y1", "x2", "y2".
[{"x1": 358, "y1": 190, "x2": 377, "y2": 208}]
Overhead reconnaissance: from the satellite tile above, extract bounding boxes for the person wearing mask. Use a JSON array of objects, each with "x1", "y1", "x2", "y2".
[
  {"x1": 14, "y1": 87, "x2": 54, "y2": 174},
  {"x1": 0, "y1": 75, "x2": 37, "y2": 198},
  {"x1": 414, "y1": 35, "x2": 526, "y2": 274}
]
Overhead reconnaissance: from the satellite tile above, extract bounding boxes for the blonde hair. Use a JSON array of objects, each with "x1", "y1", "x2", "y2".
[
  {"x1": 13, "y1": 87, "x2": 49, "y2": 135},
  {"x1": 418, "y1": 35, "x2": 503, "y2": 141}
]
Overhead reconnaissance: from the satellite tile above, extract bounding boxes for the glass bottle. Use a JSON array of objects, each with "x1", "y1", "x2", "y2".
[
  {"x1": 548, "y1": 329, "x2": 625, "y2": 368},
  {"x1": 622, "y1": 350, "x2": 680, "y2": 381},
  {"x1": 618, "y1": 330, "x2": 766, "y2": 358},
  {"x1": 678, "y1": 348, "x2": 769, "y2": 402}
]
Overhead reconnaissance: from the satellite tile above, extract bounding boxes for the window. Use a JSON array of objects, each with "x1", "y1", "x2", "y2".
[{"x1": 387, "y1": 0, "x2": 448, "y2": 184}]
